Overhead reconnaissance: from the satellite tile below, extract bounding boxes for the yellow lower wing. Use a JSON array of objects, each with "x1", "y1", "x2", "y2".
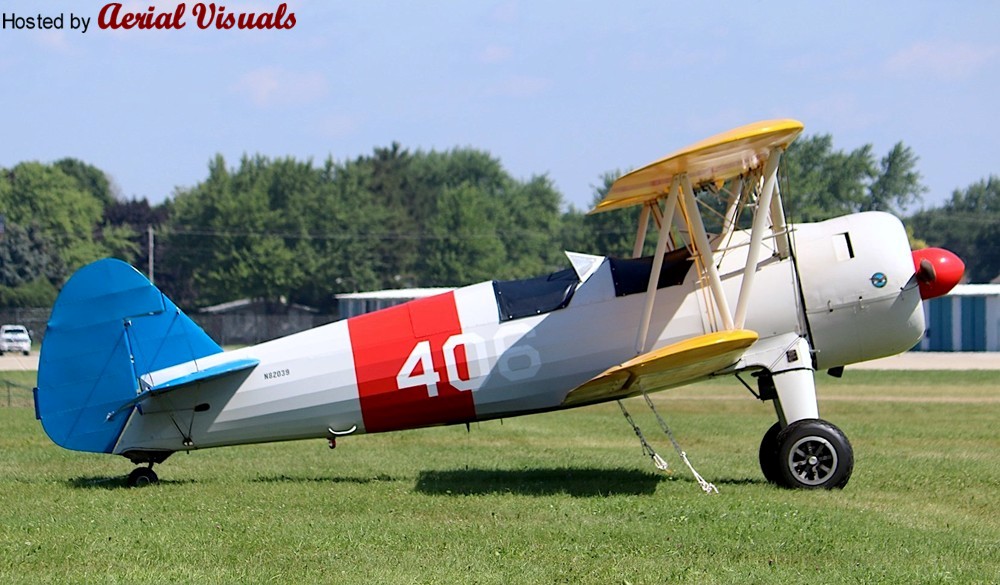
[{"x1": 562, "y1": 330, "x2": 758, "y2": 407}]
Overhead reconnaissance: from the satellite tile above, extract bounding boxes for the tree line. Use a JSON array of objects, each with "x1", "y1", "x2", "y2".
[{"x1": 1, "y1": 136, "x2": 997, "y2": 312}]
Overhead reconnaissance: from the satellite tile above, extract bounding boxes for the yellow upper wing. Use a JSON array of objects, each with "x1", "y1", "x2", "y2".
[
  {"x1": 562, "y1": 330, "x2": 758, "y2": 407},
  {"x1": 590, "y1": 119, "x2": 803, "y2": 214}
]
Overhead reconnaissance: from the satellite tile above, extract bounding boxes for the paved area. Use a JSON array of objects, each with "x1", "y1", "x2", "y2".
[
  {"x1": 0, "y1": 353, "x2": 38, "y2": 372},
  {"x1": 1, "y1": 351, "x2": 997, "y2": 373},
  {"x1": 849, "y1": 352, "x2": 1000, "y2": 370}
]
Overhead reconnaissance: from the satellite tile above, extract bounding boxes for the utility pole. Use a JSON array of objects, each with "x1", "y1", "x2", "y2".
[{"x1": 147, "y1": 224, "x2": 155, "y2": 285}]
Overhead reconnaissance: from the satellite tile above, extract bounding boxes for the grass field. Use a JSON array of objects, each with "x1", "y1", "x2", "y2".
[{"x1": 1, "y1": 369, "x2": 997, "y2": 584}]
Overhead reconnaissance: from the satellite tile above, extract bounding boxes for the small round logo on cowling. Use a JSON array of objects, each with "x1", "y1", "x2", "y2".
[{"x1": 870, "y1": 272, "x2": 888, "y2": 288}]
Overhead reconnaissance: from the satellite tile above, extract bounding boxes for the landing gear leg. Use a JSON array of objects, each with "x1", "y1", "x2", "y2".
[
  {"x1": 126, "y1": 464, "x2": 159, "y2": 487},
  {"x1": 748, "y1": 336, "x2": 854, "y2": 489}
]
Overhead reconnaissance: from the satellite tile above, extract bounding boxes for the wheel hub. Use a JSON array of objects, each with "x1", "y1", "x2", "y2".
[{"x1": 786, "y1": 435, "x2": 838, "y2": 486}]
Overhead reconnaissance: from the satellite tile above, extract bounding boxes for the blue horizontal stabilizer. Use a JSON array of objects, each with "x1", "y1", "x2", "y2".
[
  {"x1": 107, "y1": 358, "x2": 260, "y2": 422},
  {"x1": 149, "y1": 358, "x2": 259, "y2": 394}
]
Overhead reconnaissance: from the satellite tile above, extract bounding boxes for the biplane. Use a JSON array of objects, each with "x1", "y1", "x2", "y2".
[{"x1": 34, "y1": 119, "x2": 964, "y2": 489}]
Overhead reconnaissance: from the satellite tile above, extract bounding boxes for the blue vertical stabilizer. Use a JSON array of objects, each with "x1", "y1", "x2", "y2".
[{"x1": 36, "y1": 259, "x2": 224, "y2": 453}]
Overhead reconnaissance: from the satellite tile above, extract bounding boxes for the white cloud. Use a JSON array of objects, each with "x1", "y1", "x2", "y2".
[
  {"x1": 485, "y1": 75, "x2": 552, "y2": 98},
  {"x1": 798, "y1": 94, "x2": 879, "y2": 131},
  {"x1": 232, "y1": 67, "x2": 328, "y2": 108},
  {"x1": 319, "y1": 113, "x2": 361, "y2": 139},
  {"x1": 886, "y1": 41, "x2": 1000, "y2": 80},
  {"x1": 490, "y1": 1, "x2": 519, "y2": 25},
  {"x1": 480, "y1": 44, "x2": 512, "y2": 64},
  {"x1": 627, "y1": 47, "x2": 726, "y2": 73}
]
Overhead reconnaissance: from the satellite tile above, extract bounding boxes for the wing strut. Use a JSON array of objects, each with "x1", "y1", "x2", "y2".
[
  {"x1": 631, "y1": 204, "x2": 651, "y2": 259},
  {"x1": 634, "y1": 178, "x2": 680, "y2": 353},
  {"x1": 769, "y1": 180, "x2": 790, "y2": 259},
  {"x1": 681, "y1": 174, "x2": 734, "y2": 331},
  {"x1": 733, "y1": 149, "x2": 783, "y2": 329}
]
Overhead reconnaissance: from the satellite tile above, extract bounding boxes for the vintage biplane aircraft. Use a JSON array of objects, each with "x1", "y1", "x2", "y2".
[{"x1": 35, "y1": 119, "x2": 964, "y2": 489}]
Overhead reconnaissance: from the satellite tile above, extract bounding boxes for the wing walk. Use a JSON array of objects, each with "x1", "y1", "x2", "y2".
[{"x1": 562, "y1": 330, "x2": 758, "y2": 406}]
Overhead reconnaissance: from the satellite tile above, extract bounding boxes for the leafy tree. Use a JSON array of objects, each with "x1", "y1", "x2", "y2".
[
  {"x1": 909, "y1": 176, "x2": 1000, "y2": 282},
  {"x1": 167, "y1": 155, "x2": 312, "y2": 306},
  {"x1": 161, "y1": 154, "x2": 231, "y2": 306},
  {"x1": 417, "y1": 184, "x2": 506, "y2": 285},
  {"x1": 308, "y1": 156, "x2": 393, "y2": 298},
  {"x1": 781, "y1": 136, "x2": 925, "y2": 222},
  {"x1": 557, "y1": 206, "x2": 591, "y2": 254},
  {"x1": 0, "y1": 159, "x2": 151, "y2": 306},
  {"x1": 782, "y1": 135, "x2": 875, "y2": 221},
  {"x1": 0, "y1": 133, "x2": 951, "y2": 313},
  {"x1": 865, "y1": 143, "x2": 926, "y2": 212},
  {"x1": 0, "y1": 162, "x2": 105, "y2": 272},
  {"x1": 492, "y1": 175, "x2": 564, "y2": 277},
  {"x1": 166, "y1": 153, "x2": 398, "y2": 308},
  {"x1": 160, "y1": 146, "x2": 576, "y2": 308},
  {"x1": 54, "y1": 158, "x2": 117, "y2": 208},
  {"x1": 0, "y1": 276, "x2": 59, "y2": 308},
  {"x1": 103, "y1": 197, "x2": 172, "y2": 270},
  {"x1": 359, "y1": 143, "x2": 420, "y2": 280},
  {"x1": 574, "y1": 171, "x2": 659, "y2": 257},
  {"x1": 95, "y1": 223, "x2": 142, "y2": 266},
  {"x1": 0, "y1": 221, "x2": 65, "y2": 286}
]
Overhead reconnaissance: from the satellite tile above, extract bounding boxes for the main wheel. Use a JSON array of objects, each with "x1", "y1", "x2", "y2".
[
  {"x1": 774, "y1": 419, "x2": 853, "y2": 489},
  {"x1": 126, "y1": 466, "x2": 159, "y2": 487},
  {"x1": 758, "y1": 422, "x2": 783, "y2": 484}
]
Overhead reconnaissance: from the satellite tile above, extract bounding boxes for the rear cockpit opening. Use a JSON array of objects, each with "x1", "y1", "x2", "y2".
[
  {"x1": 493, "y1": 268, "x2": 579, "y2": 322},
  {"x1": 491, "y1": 248, "x2": 694, "y2": 322}
]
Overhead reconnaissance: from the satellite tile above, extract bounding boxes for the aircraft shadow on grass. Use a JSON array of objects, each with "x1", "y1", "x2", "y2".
[
  {"x1": 66, "y1": 475, "x2": 194, "y2": 490},
  {"x1": 65, "y1": 470, "x2": 762, "y2": 491},
  {"x1": 251, "y1": 473, "x2": 401, "y2": 485},
  {"x1": 65, "y1": 473, "x2": 401, "y2": 489},
  {"x1": 414, "y1": 467, "x2": 675, "y2": 497}
]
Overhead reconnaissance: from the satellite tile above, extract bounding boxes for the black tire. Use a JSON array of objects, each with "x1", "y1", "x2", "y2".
[
  {"x1": 758, "y1": 422, "x2": 783, "y2": 484},
  {"x1": 774, "y1": 419, "x2": 853, "y2": 489},
  {"x1": 23, "y1": 350, "x2": 29, "y2": 356},
  {"x1": 126, "y1": 467, "x2": 159, "y2": 487}
]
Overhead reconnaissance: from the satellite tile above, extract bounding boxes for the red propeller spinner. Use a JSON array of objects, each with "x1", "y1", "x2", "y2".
[{"x1": 912, "y1": 248, "x2": 965, "y2": 300}]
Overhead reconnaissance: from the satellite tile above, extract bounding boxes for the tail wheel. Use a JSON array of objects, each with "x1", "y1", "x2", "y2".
[
  {"x1": 126, "y1": 466, "x2": 159, "y2": 488},
  {"x1": 758, "y1": 422, "x2": 782, "y2": 484},
  {"x1": 775, "y1": 419, "x2": 853, "y2": 489}
]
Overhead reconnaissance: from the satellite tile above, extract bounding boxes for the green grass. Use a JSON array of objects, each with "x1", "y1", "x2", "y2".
[
  {"x1": 1, "y1": 370, "x2": 998, "y2": 584},
  {"x1": 0, "y1": 371, "x2": 35, "y2": 408}
]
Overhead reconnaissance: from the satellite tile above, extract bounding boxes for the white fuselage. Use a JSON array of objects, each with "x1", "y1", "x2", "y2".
[{"x1": 114, "y1": 212, "x2": 924, "y2": 457}]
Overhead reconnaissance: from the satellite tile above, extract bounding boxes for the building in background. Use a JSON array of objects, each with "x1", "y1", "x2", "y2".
[
  {"x1": 335, "y1": 288, "x2": 455, "y2": 320},
  {"x1": 196, "y1": 298, "x2": 332, "y2": 346},
  {"x1": 915, "y1": 284, "x2": 1000, "y2": 352}
]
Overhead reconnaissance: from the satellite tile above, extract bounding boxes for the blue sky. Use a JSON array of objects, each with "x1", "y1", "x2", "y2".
[{"x1": 2, "y1": 1, "x2": 998, "y2": 211}]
